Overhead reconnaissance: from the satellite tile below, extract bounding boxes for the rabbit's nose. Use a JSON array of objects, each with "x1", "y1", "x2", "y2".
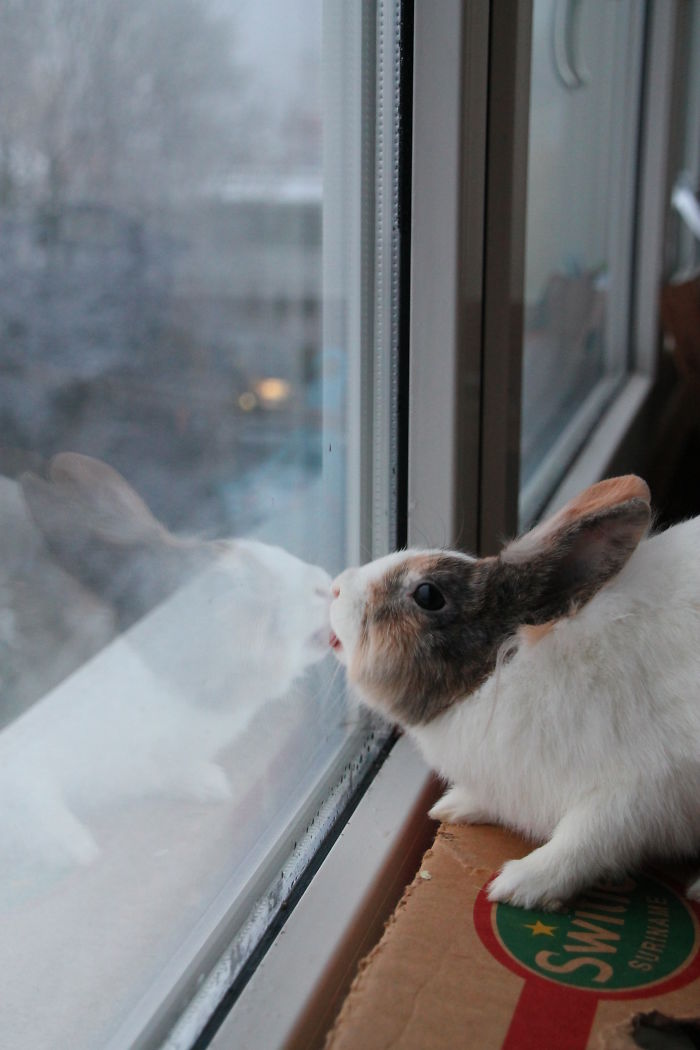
[{"x1": 331, "y1": 567, "x2": 355, "y2": 596}]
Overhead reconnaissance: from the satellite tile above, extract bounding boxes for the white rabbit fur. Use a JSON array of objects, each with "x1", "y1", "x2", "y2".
[
  {"x1": 330, "y1": 476, "x2": 700, "y2": 910},
  {"x1": 0, "y1": 457, "x2": 332, "y2": 868}
]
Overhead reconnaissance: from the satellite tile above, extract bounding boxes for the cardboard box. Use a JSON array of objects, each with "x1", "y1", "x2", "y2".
[{"x1": 326, "y1": 825, "x2": 700, "y2": 1049}]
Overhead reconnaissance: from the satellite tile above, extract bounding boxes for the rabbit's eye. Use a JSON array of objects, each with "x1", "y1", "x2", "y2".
[{"x1": 413, "y1": 582, "x2": 445, "y2": 611}]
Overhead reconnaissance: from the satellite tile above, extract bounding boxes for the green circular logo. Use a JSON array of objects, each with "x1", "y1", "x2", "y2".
[{"x1": 493, "y1": 874, "x2": 698, "y2": 992}]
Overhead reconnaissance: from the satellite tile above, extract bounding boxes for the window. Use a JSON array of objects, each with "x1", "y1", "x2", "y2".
[
  {"x1": 0, "y1": 1, "x2": 404, "y2": 1046},
  {"x1": 519, "y1": 0, "x2": 646, "y2": 526},
  {"x1": 1, "y1": 1, "x2": 695, "y2": 1047}
]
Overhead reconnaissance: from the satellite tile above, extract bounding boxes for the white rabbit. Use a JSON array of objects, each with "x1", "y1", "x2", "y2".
[
  {"x1": 0, "y1": 454, "x2": 332, "y2": 868},
  {"x1": 329, "y1": 476, "x2": 700, "y2": 910}
]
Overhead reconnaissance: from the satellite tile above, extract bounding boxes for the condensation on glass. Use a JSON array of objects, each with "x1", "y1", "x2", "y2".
[
  {"x1": 0, "y1": 2, "x2": 388, "y2": 1047},
  {"x1": 519, "y1": 0, "x2": 646, "y2": 525}
]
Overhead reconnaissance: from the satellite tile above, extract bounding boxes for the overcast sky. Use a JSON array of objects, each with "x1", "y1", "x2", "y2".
[{"x1": 216, "y1": 0, "x2": 322, "y2": 130}]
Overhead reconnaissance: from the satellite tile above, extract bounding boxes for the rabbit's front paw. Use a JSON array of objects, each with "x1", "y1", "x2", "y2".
[
  {"x1": 687, "y1": 875, "x2": 700, "y2": 902},
  {"x1": 429, "y1": 785, "x2": 493, "y2": 825},
  {"x1": 487, "y1": 855, "x2": 567, "y2": 912}
]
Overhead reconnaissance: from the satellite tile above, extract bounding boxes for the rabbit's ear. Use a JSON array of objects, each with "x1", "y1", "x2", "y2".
[
  {"x1": 21, "y1": 454, "x2": 210, "y2": 625},
  {"x1": 500, "y1": 476, "x2": 651, "y2": 625},
  {"x1": 22, "y1": 453, "x2": 171, "y2": 548}
]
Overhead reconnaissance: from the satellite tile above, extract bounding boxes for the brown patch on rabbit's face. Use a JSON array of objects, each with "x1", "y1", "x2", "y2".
[{"x1": 345, "y1": 552, "x2": 520, "y2": 726}]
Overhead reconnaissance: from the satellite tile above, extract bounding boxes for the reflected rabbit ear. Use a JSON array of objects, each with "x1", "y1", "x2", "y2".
[
  {"x1": 501, "y1": 476, "x2": 651, "y2": 625},
  {"x1": 21, "y1": 453, "x2": 211, "y2": 624},
  {"x1": 22, "y1": 452, "x2": 171, "y2": 547}
]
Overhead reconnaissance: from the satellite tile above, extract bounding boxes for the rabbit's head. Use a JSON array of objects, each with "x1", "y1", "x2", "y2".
[
  {"x1": 213, "y1": 537, "x2": 332, "y2": 677},
  {"x1": 330, "y1": 476, "x2": 651, "y2": 726},
  {"x1": 21, "y1": 453, "x2": 333, "y2": 693},
  {"x1": 21, "y1": 453, "x2": 211, "y2": 626}
]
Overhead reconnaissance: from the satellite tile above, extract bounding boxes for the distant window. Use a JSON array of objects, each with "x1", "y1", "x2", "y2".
[{"x1": 519, "y1": 0, "x2": 646, "y2": 524}]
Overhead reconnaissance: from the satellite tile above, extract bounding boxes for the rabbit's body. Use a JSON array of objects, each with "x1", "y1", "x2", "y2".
[
  {"x1": 0, "y1": 634, "x2": 259, "y2": 867},
  {"x1": 330, "y1": 477, "x2": 700, "y2": 909},
  {"x1": 418, "y1": 517, "x2": 700, "y2": 840}
]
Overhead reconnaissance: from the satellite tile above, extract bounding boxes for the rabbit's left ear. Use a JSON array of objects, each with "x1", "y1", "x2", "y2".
[{"x1": 500, "y1": 476, "x2": 651, "y2": 625}]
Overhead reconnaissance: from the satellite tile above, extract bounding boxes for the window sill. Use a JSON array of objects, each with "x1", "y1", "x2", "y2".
[{"x1": 205, "y1": 735, "x2": 439, "y2": 1050}]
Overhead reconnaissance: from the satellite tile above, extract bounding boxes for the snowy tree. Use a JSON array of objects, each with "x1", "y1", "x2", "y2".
[{"x1": 0, "y1": 0, "x2": 257, "y2": 208}]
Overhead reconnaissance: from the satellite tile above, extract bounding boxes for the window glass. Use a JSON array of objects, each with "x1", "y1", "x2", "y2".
[
  {"x1": 0, "y1": 1, "x2": 389, "y2": 1045},
  {"x1": 519, "y1": 0, "x2": 645, "y2": 524}
]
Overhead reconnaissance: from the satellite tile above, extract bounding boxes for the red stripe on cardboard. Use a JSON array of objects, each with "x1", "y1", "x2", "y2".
[{"x1": 502, "y1": 980, "x2": 597, "y2": 1050}]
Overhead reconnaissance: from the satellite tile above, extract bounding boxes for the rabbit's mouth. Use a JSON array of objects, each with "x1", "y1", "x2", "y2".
[{"x1": 329, "y1": 630, "x2": 343, "y2": 653}]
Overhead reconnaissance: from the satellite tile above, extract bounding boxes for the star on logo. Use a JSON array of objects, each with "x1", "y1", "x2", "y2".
[{"x1": 524, "y1": 920, "x2": 557, "y2": 937}]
